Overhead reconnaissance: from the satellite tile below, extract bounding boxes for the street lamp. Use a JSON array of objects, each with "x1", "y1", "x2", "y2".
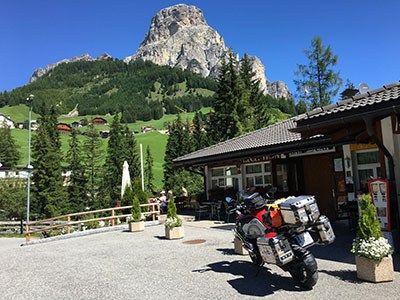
[{"x1": 26, "y1": 94, "x2": 34, "y2": 238}]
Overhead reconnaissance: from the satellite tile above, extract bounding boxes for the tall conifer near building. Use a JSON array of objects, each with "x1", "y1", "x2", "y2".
[
  {"x1": 83, "y1": 123, "x2": 102, "y2": 208},
  {"x1": 32, "y1": 104, "x2": 65, "y2": 217},
  {"x1": 192, "y1": 111, "x2": 209, "y2": 151},
  {"x1": 144, "y1": 145, "x2": 154, "y2": 193},
  {"x1": 67, "y1": 129, "x2": 88, "y2": 212},
  {"x1": 0, "y1": 125, "x2": 20, "y2": 169},
  {"x1": 294, "y1": 36, "x2": 342, "y2": 108},
  {"x1": 211, "y1": 53, "x2": 240, "y2": 142},
  {"x1": 102, "y1": 114, "x2": 124, "y2": 206},
  {"x1": 121, "y1": 126, "x2": 140, "y2": 179}
]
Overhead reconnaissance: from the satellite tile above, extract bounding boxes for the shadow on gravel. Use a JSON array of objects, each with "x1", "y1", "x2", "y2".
[
  {"x1": 216, "y1": 248, "x2": 238, "y2": 256},
  {"x1": 319, "y1": 269, "x2": 361, "y2": 284},
  {"x1": 210, "y1": 224, "x2": 236, "y2": 231},
  {"x1": 311, "y1": 221, "x2": 356, "y2": 265},
  {"x1": 154, "y1": 235, "x2": 167, "y2": 240},
  {"x1": 193, "y1": 260, "x2": 302, "y2": 297}
]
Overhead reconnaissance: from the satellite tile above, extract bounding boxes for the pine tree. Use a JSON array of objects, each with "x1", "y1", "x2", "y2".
[
  {"x1": 356, "y1": 194, "x2": 381, "y2": 241},
  {"x1": 192, "y1": 111, "x2": 209, "y2": 150},
  {"x1": 295, "y1": 99, "x2": 308, "y2": 115},
  {"x1": 67, "y1": 129, "x2": 88, "y2": 212},
  {"x1": 163, "y1": 114, "x2": 203, "y2": 194},
  {"x1": 102, "y1": 114, "x2": 124, "y2": 206},
  {"x1": 83, "y1": 123, "x2": 102, "y2": 208},
  {"x1": 163, "y1": 117, "x2": 181, "y2": 189},
  {"x1": 0, "y1": 125, "x2": 20, "y2": 169},
  {"x1": 121, "y1": 126, "x2": 140, "y2": 179},
  {"x1": 131, "y1": 195, "x2": 142, "y2": 222},
  {"x1": 211, "y1": 54, "x2": 240, "y2": 142},
  {"x1": 32, "y1": 105, "x2": 65, "y2": 217},
  {"x1": 144, "y1": 145, "x2": 155, "y2": 193},
  {"x1": 238, "y1": 54, "x2": 256, "y2": 133},
  {"x1": 294, "y1": 36, "x2": 342, "y2": 108}
]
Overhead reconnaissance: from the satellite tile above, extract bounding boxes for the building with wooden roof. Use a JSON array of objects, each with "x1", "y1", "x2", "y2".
[
  {"x1": 91, "y1": 117, "x2": 107, "y2": 125},
  {"x1": 174, "y1": 82, "x2": 400, "y2": 234},
  {"x1": 56, "y1": 123, "x2": 72, "y2": 134}
]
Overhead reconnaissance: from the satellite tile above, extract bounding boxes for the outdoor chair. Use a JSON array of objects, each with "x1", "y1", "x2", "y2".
[{"x1": 194, "y1": 201, "x2": 210, "y2": 220}]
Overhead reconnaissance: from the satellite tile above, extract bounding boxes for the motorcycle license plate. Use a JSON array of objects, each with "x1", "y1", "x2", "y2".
[{"x1": 294, "y1": 231, "x2": 314, "y2": 247}]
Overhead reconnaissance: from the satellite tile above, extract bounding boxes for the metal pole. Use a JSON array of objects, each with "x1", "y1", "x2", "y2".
[
  {"x1": 26, "y1": 95, "x2": 33, "y2": 234},
  {"x1": 140, "y1": 143, "x2": 144, "y2": 191}
]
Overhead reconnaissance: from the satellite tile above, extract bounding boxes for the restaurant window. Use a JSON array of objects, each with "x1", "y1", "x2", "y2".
[
  {"x1": 245, "y1": 162, "x2": 272, "y2": 187},
  {"x1": 210, "y1": 166, "x2": 239, "y2": 189},
  {"x1": 354, "y1": 149, "x2": 381, "y2": 192},
  {"x1": 276, "y1": 163, "x2": 288, "y2": 192}
]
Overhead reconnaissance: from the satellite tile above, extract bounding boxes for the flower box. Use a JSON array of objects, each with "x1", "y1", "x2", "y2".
[
  {"x1": 165, "y1": 226, "x2": 184, "y2": 239},
  {"x1": 129, "y1": 221, "x2": 145, "y2": 232},
  {"x1": 355, "y1": 255, "x2": 394, "y2": 282}
]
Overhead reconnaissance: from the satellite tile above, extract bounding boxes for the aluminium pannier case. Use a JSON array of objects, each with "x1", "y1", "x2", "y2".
[
  {"x1": 257, "y1": 234, "x2": 294, "y2": 265},
  {"x1": 279, "y1": 195, "x2": 320, "y2": 225},
  {"x1": 315, "y1": 215, "x2": 335, "y2": 244}
]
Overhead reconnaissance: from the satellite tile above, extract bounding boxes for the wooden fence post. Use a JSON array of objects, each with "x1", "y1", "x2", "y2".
[
  {"x1": 111, "y1": 209, "x2": 115, "y2": 226},
  {"x1": 26, "y1": 223, "x2": 30, "y2": 242},
  {"x1": 67, "y1": 215, "x2": 71, "y2": 234}
]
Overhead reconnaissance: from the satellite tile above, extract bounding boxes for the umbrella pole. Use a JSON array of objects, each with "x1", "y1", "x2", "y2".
[{"x1": 140, "y1": 144, "x2": 145, "y2": 191}]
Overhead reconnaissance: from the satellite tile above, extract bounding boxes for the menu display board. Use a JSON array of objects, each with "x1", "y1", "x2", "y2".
[{"x1": 368, "y1": 178, "x2": 391, "y2": 231}]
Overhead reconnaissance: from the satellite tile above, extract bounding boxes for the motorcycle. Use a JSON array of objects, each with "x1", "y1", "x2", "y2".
[{"x1": 232, "y1": 192, "x2": 335, "y2": 290}]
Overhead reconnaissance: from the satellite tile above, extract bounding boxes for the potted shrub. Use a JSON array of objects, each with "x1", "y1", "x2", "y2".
[
  {"x1": 165, "y1": 196, "x2": 184, "y2": 239},
  {"x1": 129, "y1": 195, "x2": 145, "y2": 232},
  {"x1": 351, "y1": 194, "x2": 394, "y2": 282}
]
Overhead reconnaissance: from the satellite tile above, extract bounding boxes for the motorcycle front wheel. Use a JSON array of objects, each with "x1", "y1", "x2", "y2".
[{"x1": 288, "y1": 246, "x2": 318, "y2": 290}]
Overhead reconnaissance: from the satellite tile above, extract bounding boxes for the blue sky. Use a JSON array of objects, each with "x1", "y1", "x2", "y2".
[{"x1": 1, "y1": 0, "x2": 399, "y2": 99}]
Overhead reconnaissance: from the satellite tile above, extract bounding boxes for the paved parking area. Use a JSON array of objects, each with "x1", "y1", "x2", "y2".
[{"x1": 0, "y1": 223, "x2": 399, "y2": 300}]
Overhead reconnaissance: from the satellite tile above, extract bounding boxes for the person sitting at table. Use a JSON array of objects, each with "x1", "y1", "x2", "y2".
[{"x1": 159, "y1": 190, "x2": 168, "y2": 213}]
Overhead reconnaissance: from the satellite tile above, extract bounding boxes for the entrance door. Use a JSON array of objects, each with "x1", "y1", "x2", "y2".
[{"x1": 302, "y1": 155, "x2": 336, "y2": 219}]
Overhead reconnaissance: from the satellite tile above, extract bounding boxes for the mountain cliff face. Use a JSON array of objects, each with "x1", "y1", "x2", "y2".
[
  {"x1": 125, "y1": 4, "x2": 289, "y2": 98},
  {"x1": 29, "y1": 4, "x2": 290, "y2": 98},
  {"x1": 124, "y1": 4, "x2": 227, "y2": 78}
]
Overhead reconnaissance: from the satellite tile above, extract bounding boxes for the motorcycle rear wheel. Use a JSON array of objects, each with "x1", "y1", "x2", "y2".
[
  {"x1": 288, "y1": 246, "x2": 318, "y2": 290},
  {"x1": 249, "y1": 249, "x2": 264, "y2": 266}
]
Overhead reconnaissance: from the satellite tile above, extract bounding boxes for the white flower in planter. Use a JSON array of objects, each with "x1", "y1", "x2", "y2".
[{"x1": 352, "y1": 237, "x2": 393, "y2": 261}]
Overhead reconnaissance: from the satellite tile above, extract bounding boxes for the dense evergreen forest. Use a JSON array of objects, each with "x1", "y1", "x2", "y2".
[{"x1": 0, "y1": 59, "x2": 217, "y2": 121}]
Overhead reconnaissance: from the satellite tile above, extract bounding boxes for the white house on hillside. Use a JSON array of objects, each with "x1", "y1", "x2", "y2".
[{"x1": 0, "y1": 114, "x2": 15, "y2": 129}]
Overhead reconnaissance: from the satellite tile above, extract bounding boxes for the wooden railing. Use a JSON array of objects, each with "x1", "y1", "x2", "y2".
[{"x1": 25, "y1": 202, "x2": 160, "y2": 242}]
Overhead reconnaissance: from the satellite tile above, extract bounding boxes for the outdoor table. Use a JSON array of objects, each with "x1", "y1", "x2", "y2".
[{"x1": 202, "y1": 202, "x2": 220, "y2": 220}]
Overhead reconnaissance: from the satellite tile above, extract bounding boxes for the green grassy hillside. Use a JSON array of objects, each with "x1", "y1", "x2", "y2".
[
  {"x1": 0, "y1": 105, "x2": 39, "y2": 123},
  {"x1": 11, "y1": 129, "x2": 167, "y2": 190},
  {"x1": 0, "y1": 59, "x2": 216, "y2": 121}
]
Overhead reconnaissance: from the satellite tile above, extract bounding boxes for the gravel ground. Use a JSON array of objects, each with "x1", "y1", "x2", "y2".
[{"x1": 0, "y1": 223, "x2": 399, "y2": 300}]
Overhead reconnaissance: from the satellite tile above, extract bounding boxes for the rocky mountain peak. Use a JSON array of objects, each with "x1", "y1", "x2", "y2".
[
  {"x1": 140, "y1": 4, "x2": 207, "y2": 46},
  {"x1": 125, "y1": 4, "x2": 290, "y2": 98},
  {"x1": 124, "y1": 4, "x2": 227, "y2": 78}
]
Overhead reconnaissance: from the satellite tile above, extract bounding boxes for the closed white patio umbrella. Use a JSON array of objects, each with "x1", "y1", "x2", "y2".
[{"x1": 121, "y1": 160, "x2": 131, "y2": 198}]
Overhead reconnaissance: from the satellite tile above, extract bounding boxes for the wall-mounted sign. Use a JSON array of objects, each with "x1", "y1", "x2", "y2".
[
  {"x1": 368, "y1": 178, "x2": 391, "y2": 231},
  {"x1": 241, "y1": 155, "x2": 281, "y2": 164},
  {"x1": 288, "y1": 147, "x2": 335, "y2": 158},
  {"x1": 334, "y1": 158, "x2": 344, "y2": 172}
]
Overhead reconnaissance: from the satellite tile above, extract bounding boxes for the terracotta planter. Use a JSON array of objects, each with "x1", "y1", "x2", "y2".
[
  {"x1": 129, "y1": 221, "x2": 145, "y2": 232},
  {"x1": 355, "y1": 255, "x2": 394, "y2": 282},
  {"x1": 165, "y1": 226, "x2": 184, "y2": 239},
  {"x1": 234, "y1": 237, "x2": 248, "y2": 255}
]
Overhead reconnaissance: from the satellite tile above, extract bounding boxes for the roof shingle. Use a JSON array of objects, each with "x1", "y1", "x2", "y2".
[
  {"x1": 303, "y1": 81, "x2": 400, "y2": 120},
  {"x1": 174, "y1": 118, "x2": 303, "y2": 163}
]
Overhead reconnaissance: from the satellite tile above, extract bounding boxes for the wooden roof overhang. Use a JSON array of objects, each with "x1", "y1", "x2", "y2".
[
  {"x1": 292, "y1": 98, "x2": 400, "y2": 145},
  {"x1": 173, "y1": 136, "x2": 339, "y2": 168}
]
